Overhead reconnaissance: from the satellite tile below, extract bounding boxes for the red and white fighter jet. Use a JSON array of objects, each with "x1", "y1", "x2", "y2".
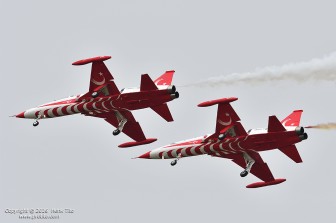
[
  {"x1": 15, "y1": 56, "x2": 179, "y2": 148},
  {"x1": 138, "y1": 97, "x2": 308, "y2": 188}
]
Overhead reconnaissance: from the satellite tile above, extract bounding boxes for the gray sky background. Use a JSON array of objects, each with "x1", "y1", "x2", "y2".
[{"x1": 1, "y1": 1, "x2": 336, "y2": 222}]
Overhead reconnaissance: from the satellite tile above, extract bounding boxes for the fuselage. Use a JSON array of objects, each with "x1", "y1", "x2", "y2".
[
  {"x1": 139, "y1": 127, "x2": 307, "y2": 159},
  {"x1": 16, "y1": 86, "x2": 178, "y2": 119}
]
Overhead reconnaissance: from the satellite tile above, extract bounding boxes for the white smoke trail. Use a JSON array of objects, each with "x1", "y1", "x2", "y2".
[
  {"x1": 183, "y1": 52, "x2": 336, "y2": 87},
  {"x1": 306, "y1": 123, "x2": 336, "y2": 130}
]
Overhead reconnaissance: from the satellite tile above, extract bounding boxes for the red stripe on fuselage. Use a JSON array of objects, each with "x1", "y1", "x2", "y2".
[
  {"x1": 204, "y1": 145, "x2": 212, "y2": 154},
  {"x1": 167, "y1": 150, "x2": 174, "y2": 158},
  {"x1": 77, "y1": 103, "x2": 85, "y2": 113},
  {"x1": 86, "y1": 102, "x2": 94, "y2": 111},
  {"x1": 185, "y1": 147, "x2": 193, "y2": 156},
  {"x1": 52, "y1": 107, "x2": 59, "y2": 117},
  {"x1": 61, "y1": 106, "x2": 69, "y2": 115},
  {"x1": 70, "y1": 104, "x2": 76, "y2": 113},
  {"x1": 34, "y1": 111, "x2": 39, "y2": 118},
  {"x1": 194, "y1": 146, "x2": 202, "y2": 155},
  {"x1": 44, "y1": 109, "x2": 51, "y2": 118}
]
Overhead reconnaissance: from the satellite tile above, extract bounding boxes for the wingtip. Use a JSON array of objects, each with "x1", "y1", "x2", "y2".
[
  {"x1": 198, "y1": 97, "x2": 238, "y2": 107},
  {"x1": 72, "y1": 56, "x2": 111, "y2": 65},
  {"x1": 246, "y1": 178, "x2": 286, "y2": 188}
]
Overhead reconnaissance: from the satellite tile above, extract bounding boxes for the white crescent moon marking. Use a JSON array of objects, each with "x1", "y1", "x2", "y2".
[
  {"x1": 57, "y1": 106, "x2": 64, "y2": 116},
  {"x1": 154, "y1": 78, "x2": 166, "y2": 85},
  {"x1": 238, "y1": 141, "x2": 244, "y2": 150},
  {"x1": 189, "y1": 146, "x2": 196, "y2": 155},
  {"x1": 66, "y1": 105, "x2": 74, "y2": 114},
  {"x1": 74, "y1": 104, "x2": 80, "y2": 113},
  {"x1": 212, "y1": 143, "x2": 219, "y2": 153},
  {"x1": 282, "y1": 118, "x2": 291, "y2": 126},
  {"x1": 110, "y1": 101, "x2": 116, "y2": 108},
  {"x1": 93, "y1": 102, "x2": 98, "y2": 110},
  {"x1": 47, "y1": 109, "x2": 54, "y2": 117},
  {"x1": 218, "y1": 113, "x2": 232, "y2": 126},
  {"x1": 219, "y1": 143, "x2": 224, "y2": 151},
  {"x1": 102, "y1": 101, "x2": 108, "y2": 110},
  {"x1": 229, "y1": 142, "x2": 234, "y2": 151},
  {"x1": 91, "y1": 72, "x2": 106, "y2": 85},
  {"x1": 83, "y1": 103, "x2": 90, "y2": 112},
  {"x1": 199, "y1": 146, "x2": 205, "y2": 154},
  {"x1": 181, "y1": 148, "x2": 188, "y2": 157}
]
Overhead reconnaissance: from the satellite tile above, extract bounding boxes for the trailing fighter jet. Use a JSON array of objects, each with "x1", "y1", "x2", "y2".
[
  {"x1": 15, "y1": 56, "x2": 179, "y2": 147},
  {"x1": 138, "y1": 97, "x2": 308, "y2": 188}
]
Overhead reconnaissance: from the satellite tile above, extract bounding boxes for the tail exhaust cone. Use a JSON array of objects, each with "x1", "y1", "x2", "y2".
[
  {"x1": 299, "y1": 133, "x2": 308, "y2": 140},
  {"x1": 167, "y1": 85, "x2": 176, "y2": 94},
  {"x1": 295, "y1": 126, "x2": 304, "y2": 135}
]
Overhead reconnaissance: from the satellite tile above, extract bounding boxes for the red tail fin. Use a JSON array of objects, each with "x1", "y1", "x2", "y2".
[
  {"x1": 154, "y1": 70, "x2": 175, "y2": 86},
  {"x1": 140, "y1": 74, "x2": 158, "y2": 91},
  {"x1": 268, "y1": 116, "x2": 286, "y2": 132},
  {"x1": 281, "y1": 110, "x2": 303, "y2": 127}
]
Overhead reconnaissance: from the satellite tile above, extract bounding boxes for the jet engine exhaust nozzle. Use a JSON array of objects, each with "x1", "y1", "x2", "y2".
[
  {"x1": 170, "y1": 91, "x2": 179, "y2": 99},
  {"x1": 167, "y1": 85, "x2": 176, "y2": 94},
  {"x1": 299, "y1": 133, "x2": 308, "y2": 140},
  {"x1": 295, "y1": 126, "x2": 304, "y2": 135}
]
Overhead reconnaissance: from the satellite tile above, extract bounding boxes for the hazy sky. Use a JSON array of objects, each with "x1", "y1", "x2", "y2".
[{"x1": 1, "y1": 1, "x2": 336, "y2": 222}]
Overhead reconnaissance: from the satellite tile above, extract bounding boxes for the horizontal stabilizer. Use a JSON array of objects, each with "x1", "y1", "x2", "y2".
[
  {"x1": 151, "y1": 103, "x2": 174, "y2": 122},
  {"x1": 268, "y1": 115, "x2": 286, "y2": 132},
  {"x1": 140, "y1": 74, "x2": 158, "y2": 91},
  {"x1": 278, "y1": 145, "x2": 302, "y2": 163}
]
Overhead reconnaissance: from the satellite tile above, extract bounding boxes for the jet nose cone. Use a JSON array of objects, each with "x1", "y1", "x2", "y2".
[
  {"x1": 16, "y1": 112, "x2": 25, "y2": 118},
  {"x1": 138, "y1": 151, "x2": 151, "y2": 159}
]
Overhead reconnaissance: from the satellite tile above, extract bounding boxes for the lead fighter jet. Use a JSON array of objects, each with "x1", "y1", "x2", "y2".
[
  {"x1": 138, "y1": 97, "x2": 308, "y2": 188},
  {"x1": 15, "y1": 56, "x2": 179, "y2": 147}
]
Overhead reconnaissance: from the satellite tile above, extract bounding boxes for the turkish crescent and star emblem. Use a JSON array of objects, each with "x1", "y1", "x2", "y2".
[
  {"x1": 218, "y1": 113, "x2": 232, "y2": 126},
  {"x1": 154, "y1": 78, "x2": 167, "y2": 85},
  {"x1": 91, "y1": 72, "x2": 106, "y2": 85},
  {"x1": 282, "y1": 118, "x2": 295, "y2": 126}
]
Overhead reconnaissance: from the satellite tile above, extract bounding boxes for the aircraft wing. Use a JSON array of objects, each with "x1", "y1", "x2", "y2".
[
  {"x1": 85, "y1": 110, "x2": 147, "y2": 142},
  {"x1": 198, "y1": 97, "x2": 247, "y2": 141},
  {"x1": 213, "y1": 151, "x2": 275, "y2": 182}
]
